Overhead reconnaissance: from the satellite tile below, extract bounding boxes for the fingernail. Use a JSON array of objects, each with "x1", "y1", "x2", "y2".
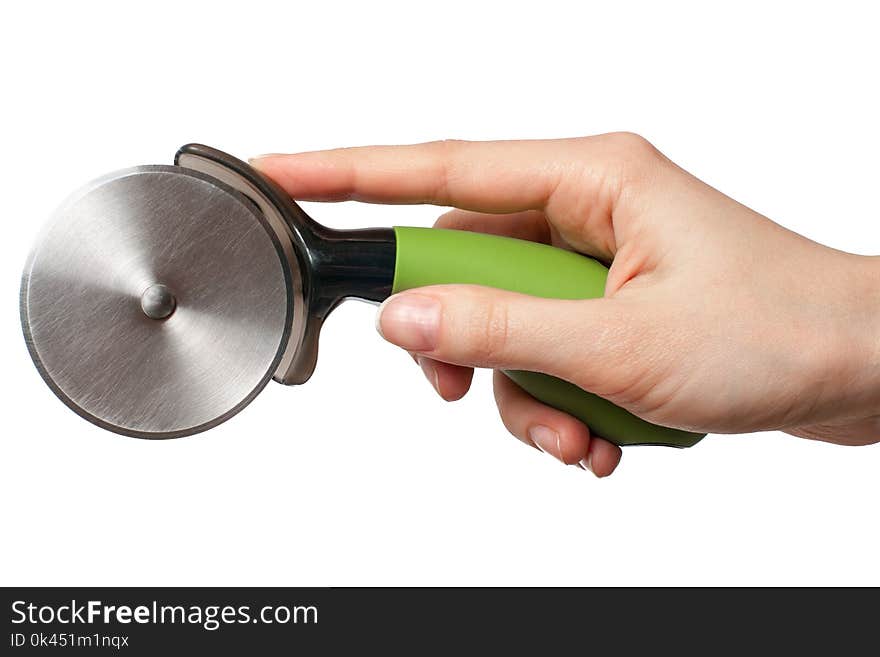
[
  {"x1": 248, "y1": 153, "x2": 284, "y2": 166},
  {"x1": 417, "y1": 356, "x2": 441, "y2": 396},
  {"x1": 375, "y1": 294, "x2": 441, "y2": 351},
  {"x1": 579, "y1": 453, "x2": 596, "y2": 476},
  {"x1": 528, "y1": 425, "x2": 563, "y2": 463}
]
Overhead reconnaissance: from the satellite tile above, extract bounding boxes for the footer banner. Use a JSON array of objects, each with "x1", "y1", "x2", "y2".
[{"x1": 0, "y1": 587, "x2": 869, "y2": 653}]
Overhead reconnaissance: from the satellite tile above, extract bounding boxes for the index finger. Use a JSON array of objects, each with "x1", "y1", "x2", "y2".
[{"x1": 251, "y1": 138, "x2": 586, "y2": 214}]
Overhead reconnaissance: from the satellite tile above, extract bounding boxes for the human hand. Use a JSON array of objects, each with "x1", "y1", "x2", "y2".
[{"x1": 253, "y1": 134, "x2": 880, "y2": 477}]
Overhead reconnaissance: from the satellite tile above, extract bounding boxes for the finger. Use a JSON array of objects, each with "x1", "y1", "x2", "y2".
[
  {"x1": 494, "y1": 372, "x2": 622, "y2": 476},
  {"x1": 251, "y1": 139, "x2": 569, "y2": 210},
  {"x1": 493, "y1": 370, "x2": 591, "y2": 465},
  {"x1": 585, "y1": 437, "x2": 623, "y2": 478},
  {"x1": 251, "y1": 134, "x2": 665, "y2": 261},
  {"x1": 434, "y1": 209, "x2": 551, "y2": 244},
  {"x1": 376, "y1": 286, "x2": 641, "y2": 398},
  {"x1": 414, "y1": 355, "x2": 474, "y2": 402},
  {"x1": 436, "y1": 208, "x2": 577, "y2": 252}
]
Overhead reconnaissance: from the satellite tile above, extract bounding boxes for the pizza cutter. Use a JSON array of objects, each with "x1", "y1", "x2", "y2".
[{"x1": 20, "y1": 144, "x2": 704, "y2": 447}]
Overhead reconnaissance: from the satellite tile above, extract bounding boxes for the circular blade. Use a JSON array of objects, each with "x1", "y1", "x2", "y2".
[{"x1": 21, "y1": 166, "x2": 292, "y2": 438}]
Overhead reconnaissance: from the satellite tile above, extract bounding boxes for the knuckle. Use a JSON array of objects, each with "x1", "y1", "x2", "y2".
[
  {"x1": 563, "y1": 133, "x2": 666, "y2": 215},
  {"x1": 471, "y1": 296, "x2": 511, "y2": 365},
  {"x1": 605, "y1": 131, "x2": 658, "y2": 158},
  {"x1": 602, "y1": 132, "x2": 664, "y2": 181},
  {"x1": 427, "y1": 139, "x2": 468, "y2": 201}
]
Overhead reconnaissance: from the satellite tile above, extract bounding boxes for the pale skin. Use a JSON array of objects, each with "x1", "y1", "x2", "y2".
[{"x1": 253, "y1": 133, "x2": 880, "y2": 477}]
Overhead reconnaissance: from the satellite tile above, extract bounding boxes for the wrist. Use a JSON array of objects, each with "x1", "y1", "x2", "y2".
[{"x1": 823, "y1": 253, "x2": 880, "y2": 424}]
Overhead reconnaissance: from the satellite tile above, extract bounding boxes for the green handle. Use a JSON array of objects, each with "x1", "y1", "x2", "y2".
[{"x1": 392, "y1": 226, "x2": 704, "y2": 448}]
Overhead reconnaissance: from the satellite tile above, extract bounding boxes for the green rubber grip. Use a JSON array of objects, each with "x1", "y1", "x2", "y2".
[{"x1": 391, "y1": 226, "x2": 704, "y2": 448}]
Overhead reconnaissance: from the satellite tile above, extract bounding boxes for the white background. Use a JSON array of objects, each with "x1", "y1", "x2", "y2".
[{"x1": 1, "y1": 1, "x2": 878, "y2": 586}]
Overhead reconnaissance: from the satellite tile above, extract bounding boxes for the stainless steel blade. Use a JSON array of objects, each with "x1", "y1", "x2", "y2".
[{"x1": 20, "y1": 166, "x2": 292, "y2": 438}]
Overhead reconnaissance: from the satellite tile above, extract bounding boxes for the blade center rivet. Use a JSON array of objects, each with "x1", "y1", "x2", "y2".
[{"x1": 140, "y1": 283, "x2": 177, "y2": 320}]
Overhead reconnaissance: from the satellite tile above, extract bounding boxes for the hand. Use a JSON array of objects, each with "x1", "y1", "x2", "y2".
[{"x1": 253, "y1": 134, "x2": 880, "y2": 477}]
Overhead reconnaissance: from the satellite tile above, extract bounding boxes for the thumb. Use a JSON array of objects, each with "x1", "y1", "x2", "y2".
[{"x1": 375, "y1": 284, "x2": 639, "y2": 395}]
